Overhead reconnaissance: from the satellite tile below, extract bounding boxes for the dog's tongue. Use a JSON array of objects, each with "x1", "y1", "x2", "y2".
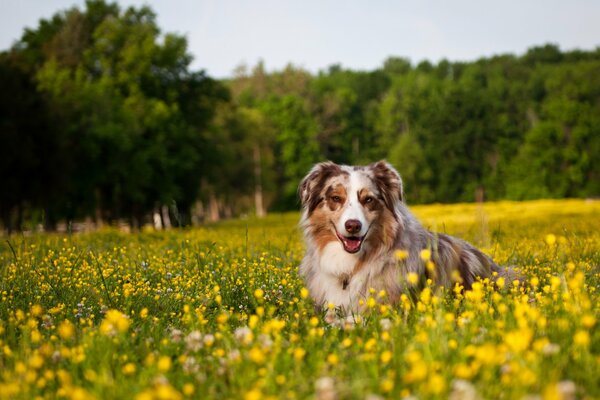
[{"x1": 341, "y1": 236, "x2": 363, "y2": 253}]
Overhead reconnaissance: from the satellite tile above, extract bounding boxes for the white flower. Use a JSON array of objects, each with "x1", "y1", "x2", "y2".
[
  {"x1": 258, "y1": 334, "x2": 273, "y2": 349},
  {"x1": 379, "y1": 318, "x2": 392, "y2": 331},
  {"x1": 556, "y1": 380, "x2": 576, "y2": 400},
  {"x1": 315, "y1": 377, "x2": 336, "y2": 400},
  {"x1": 185, "y1": 331, "x2": 203, "y2": 352},
  {"x1": 542, "y1": 343, "x2": 560, "y2": 355},
  {"x1": 449, "y1": 379, "x2": 479, "y2": 400},
  {"x1": 203, "y1": 333, "x2": 215, "y2": 346},
  {"x1": 228, "y1": 349, "x2": 241, "y2": 362},
  {"x1": 234, "y1": 326, "x2": 253, "y2": 345},
  {"x1": 170, "y1": 328, "x2": 183, "y2": 343},
  {"x1": 182, "y1": 356, "x2": 199, "y2": 374}
]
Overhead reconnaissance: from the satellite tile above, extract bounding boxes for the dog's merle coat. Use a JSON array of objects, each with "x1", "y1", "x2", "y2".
[{"x1": 299, "y1": 161, "x2": 504, "y2": 311}]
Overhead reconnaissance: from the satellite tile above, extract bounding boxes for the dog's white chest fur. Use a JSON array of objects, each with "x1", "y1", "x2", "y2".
[
  {"x1": 302, "y1": 241, "x2": 383, "y2": 310},
  {"x1": 319, "y1": 242, "x2": 357, "y2": 276}
]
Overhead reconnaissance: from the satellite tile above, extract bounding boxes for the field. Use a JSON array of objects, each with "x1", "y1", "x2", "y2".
[{"x1": 1, "y1": 199, "x2": 599, "y2": 399}]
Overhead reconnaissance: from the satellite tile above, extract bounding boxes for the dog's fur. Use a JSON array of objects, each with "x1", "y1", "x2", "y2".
[{"x1": 299, "y1": 160, "x2": 503, "y2": 312}]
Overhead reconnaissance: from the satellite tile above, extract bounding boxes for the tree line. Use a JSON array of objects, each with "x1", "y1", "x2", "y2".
[{"x1": 1, "y1": 0, "x2": 599, "y2": 232}]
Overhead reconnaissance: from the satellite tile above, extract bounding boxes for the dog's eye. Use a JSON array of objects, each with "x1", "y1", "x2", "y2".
[
  {"x1": 331, "y1": 195, "x2": 342, "y2": 203},
  {"x1": 364, "y1": 196, "x2": 374, "y2": 204}
]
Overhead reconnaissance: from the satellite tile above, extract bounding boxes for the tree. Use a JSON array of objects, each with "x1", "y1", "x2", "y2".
[{"x1": 2, "y1": 0, "x2": 227, "y2": 229}]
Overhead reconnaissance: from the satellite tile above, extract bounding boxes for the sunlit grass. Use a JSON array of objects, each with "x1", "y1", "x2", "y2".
[{"x1": 1, "y1": 199, "x2": 599, "y2": 399}]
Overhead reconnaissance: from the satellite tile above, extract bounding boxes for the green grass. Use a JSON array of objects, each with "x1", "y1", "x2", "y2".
[{"x1": 1, "y1": 199, "x2": 599, "y2": 399}]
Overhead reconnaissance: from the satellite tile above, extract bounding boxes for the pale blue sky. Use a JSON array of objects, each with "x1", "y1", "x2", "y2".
[{"x1": 2, "y1": 0, "x2": 599, "y2": 78}]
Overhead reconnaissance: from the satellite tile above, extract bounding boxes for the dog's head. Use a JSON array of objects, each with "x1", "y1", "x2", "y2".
[{"x1": 299, "y1": 160, "x2": 403, "y2": 254}]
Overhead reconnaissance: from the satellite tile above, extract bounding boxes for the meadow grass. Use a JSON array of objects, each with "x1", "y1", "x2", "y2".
[{"x1": 1, "y1": 199, "x2": 599, "y2": 399}]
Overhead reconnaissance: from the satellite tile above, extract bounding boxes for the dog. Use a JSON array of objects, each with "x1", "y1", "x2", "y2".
[{"x1": 299, "y1": 160, "x2": 505, "y2": 312}]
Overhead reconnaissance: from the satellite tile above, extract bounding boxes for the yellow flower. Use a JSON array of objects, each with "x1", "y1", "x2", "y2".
[
  {"x1": 505, "y1": 328, "x2": 532, "y2": 353},
  {"x1": 244, "y1": 389, "x2": 262, "y2": 400},
  {"x1": 364, "y1": 338, "x2": 377, "y2": 352},
  {"x1": 249, "y1": 315, "x2": 259, "y2": 329},
  {"x1": 157, "y1": 356, "x2": 172, "y2": 372},
  {"x1": 407, "y1": 272, "x2": 419, "y2": 285},
  {"x1": 182, "y1": 383, "x2": 195, "y2": 396},
  {"x1": 573, "y1": 330, "x2": 590, "y2": 347},
  {"x1": 420, "y1": 249, "x2": 432, "y2": 261},
  {"x1": 99, "y1": 310, "x2": 130, "y2": 337},
  {"x1": 122, "y1": 363, "x2": 136, "y2": 375},
  {"x1": 300, "y1": 288, "x2": 309, "y2": 299},
  {"x1": 31, "y1": 330, "x2": 42, "y2": 343},
  {"x1": 58, "y1": 320, "x2": 75, "y2": 340},
  {"x1": 326, "y1": 353, "x2": 339, "y2": 365},
  {"x1": 293, "y1": 348, "x2": 306, "y2": 360},
  {"x1": 254, "y1": 289, "x2": 264, "y2": 300},
  {"x1": 380, "y1": 350, "x2": 393, "y2": 364},
  {"x1": 70, "y1": 387, "x2": 94, "y2": 400},
  {"x1": 394, "y1": 249, "x2": 409, "y2": 260},
  {"x1": 496, "y1": 277, "x2": 505, "y2": 288},
  {"x1": 581, "y1": 314, "x2": 596, "y2": 329},
  {"x1": 380, "y1": 378, "x2": 394, "y2": 393},
  {"x1": 403, "y1": 359, "x2": 427, "y2": 383},
  {"x1": 31, "y1": 304, "x2": 43, "y2": 317},
  {"x1": 29, "y1": 353, "x2": 44, "y2": 369},
  {"x1": 453, "y1": 363, "x2": 473, "y2": 379},
  {"x1": 427, "y1": 374, "x2": 446, "y2": 394},
  {"x1": 367, "y1": 297, "x2": 377, "y2": 308},
  {"x1": 135, "y1": 390, "x2": 154, "y2": 400},
  {"x1": 545, "y1": 234, "x2": 556, "y2": 246},
  {"x1": 249, "y1": 347, "x2": 265, "y2": 364},
  {"x1": 154, "y1": 384, "x2": 182, "y2": 400},
  {"x1": 217, "y1": 313, "x2": 228, "y2": 324}
]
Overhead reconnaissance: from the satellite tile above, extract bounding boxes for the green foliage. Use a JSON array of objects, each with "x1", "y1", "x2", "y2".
[
  {"x1": 1, "y1": 0, "x2": 227, "y2": 230},
  {"x1": 1, "y1": 0, "x2": 600, "y2": 229},
  {"x1": 262, "y1": 95, "x2": 320, "y2": 209}
]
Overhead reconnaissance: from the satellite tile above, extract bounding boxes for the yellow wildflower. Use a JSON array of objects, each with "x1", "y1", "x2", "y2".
[
  {"x1": 420, "y1": 249, "x2": 431, "y2": 261},
  {"x1": 407, "y1": 272, "x2": 419, "y2": 285},
  {"x1": 157, "y1": 356, "x2": 172, "y2": 372},
  {"x1": 58, "y1": 320, "x2": 75, "y2": 340},
  {"x1": 394, "y1": 249, "x2": 409, "y2": 260},
  {"x1": 99, "y1": 310, "x2": 130, "y2": 337},
  {"x1": 573, "y1": 330, "x2": 590, "y2": 347}
]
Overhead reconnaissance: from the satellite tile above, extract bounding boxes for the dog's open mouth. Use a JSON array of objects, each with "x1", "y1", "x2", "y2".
[{"x1": 335, "y1": 230, "x2": 364, "y2": 254}]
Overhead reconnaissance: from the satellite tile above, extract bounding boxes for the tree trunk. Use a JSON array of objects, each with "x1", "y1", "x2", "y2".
[
  {"x1": 153, "y1": 208, "x2": 163, "y2": 230},
  {"x1": 191, "y1": 201, "x2": 204, "y2": 225},
  {"x1": 208, "y1": 192, "x2": 220, "y2": 222},
  {"x1": 161, "y1": 205, "x2": 172, "y2": 229},
  {"x1": 253, "y1": 144, "x2": 266, "y2": 217}
]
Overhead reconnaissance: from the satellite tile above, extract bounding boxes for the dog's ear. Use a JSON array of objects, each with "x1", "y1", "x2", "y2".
[
  {"x1": 299, "y1": 161, "x2": 343, "y2": 212},
  {"x1": 369, "y1": 160, "x2": 404, "y2": 210}
]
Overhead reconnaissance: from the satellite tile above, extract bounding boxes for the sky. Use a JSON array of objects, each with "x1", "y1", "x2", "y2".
[{"x1": 2, "y1": 0, "x2": 600, "y2": 78}]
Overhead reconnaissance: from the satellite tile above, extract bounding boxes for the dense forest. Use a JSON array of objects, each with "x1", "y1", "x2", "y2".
[{"x1": 1, "y1": 0, "x2": 599, "y2": 232}]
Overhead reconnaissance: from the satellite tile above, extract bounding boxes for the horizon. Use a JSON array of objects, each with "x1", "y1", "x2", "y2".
[{"x1": 2, "y1": 0, "x2": 600, "y2": 79}]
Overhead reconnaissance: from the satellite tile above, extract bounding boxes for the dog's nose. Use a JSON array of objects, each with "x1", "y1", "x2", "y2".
[{"x1": 345, "y1": 219, "x2": 362, "y2": 235}]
